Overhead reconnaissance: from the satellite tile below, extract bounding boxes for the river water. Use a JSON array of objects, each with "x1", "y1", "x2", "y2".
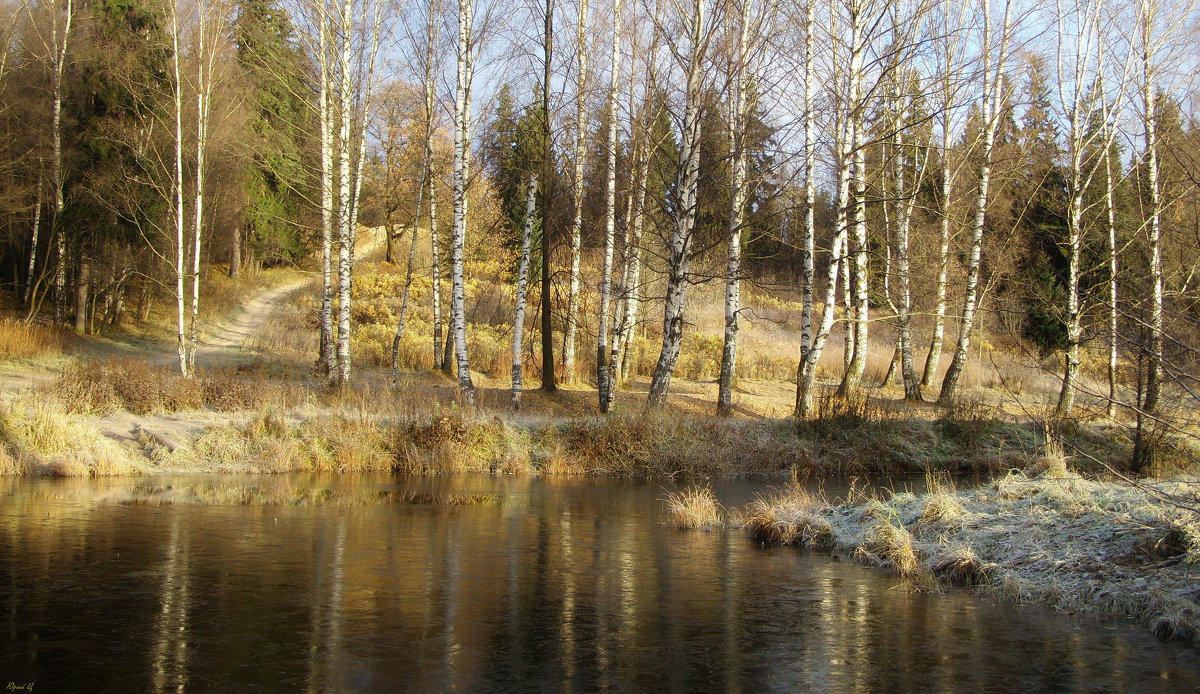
[{"x1": 0, "y1": 474, "x2": 1196, "y2": 692}]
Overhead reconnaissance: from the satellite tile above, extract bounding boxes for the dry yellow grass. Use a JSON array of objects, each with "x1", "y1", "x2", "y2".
[
  {"x1": 0, "y1": 399, "x2": 145, "y2": 476},
  {"x1": 661, "y1": 484, "x2": 725, "y2": 529},
  {"x1": 740, "y1": 485, "x2": 835, "y2": 547},
  {"x1": 0, "y1": 320, "x2": 68, "y2": 360}
]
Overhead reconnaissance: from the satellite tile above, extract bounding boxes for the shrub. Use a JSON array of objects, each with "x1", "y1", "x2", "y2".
[
  {"x1": 0, "y1": 320, "x2": 68, "y2": 360},
  {"x1": 661, "y1": 484, "x2": 724, "y2": 529}
]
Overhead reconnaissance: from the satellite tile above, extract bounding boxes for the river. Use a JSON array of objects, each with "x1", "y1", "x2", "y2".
[{"x1": 0, "y1": 474, "x2": 1196, "y2": 692}]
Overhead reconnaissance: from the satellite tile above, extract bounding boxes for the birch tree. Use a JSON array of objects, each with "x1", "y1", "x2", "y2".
[
  {"x1": 169, "y1": 0, "x2": 188, "y2": 374},
  {"x1": 716, "y1": 0, "x2": 757, "y2": 416},
  {"x1": 597, "y1": 0, "x2": 623, "y2": 412},
  {"x1": 450, "y1": 0, "x2": 476, "y2": 404},
  {"x1": 921, "y1": 0, "x2": 970, "y2": 388},
  {"x1": 646, "y1": 0, "x2": 712, "y2": 407},
  {"x1": 186, "y1": 0, "x2": 230, "y2": 374},
  {"x1": 21, "y1": 0, "x2": 67, "y2": 312},
  {"x1": 887, "y1": 68, "x2": 930, "y2": 402},
  {"x1": 562, "y1": 0, "x2": 590, "y2": 383},
  {"x1": 937, "y1": 0, "x2": 1015, "y2": 405},
  {"x1": 45, "y1": 0, "x2": 70, "y2": 326},
  {"x1": 303, "y1": 0, "x2": 383, "y2": 385},
  {"x1": 512, "y1": 173, "x2": 537, "y2": 409},
  {"x1": 539, "y1": 0, "x2": 556, "y2": 391}
]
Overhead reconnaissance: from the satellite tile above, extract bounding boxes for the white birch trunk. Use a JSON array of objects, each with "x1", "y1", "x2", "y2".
[
  {"x1": 1054, "y1": 0, "x2": 1104, "y2": 416},
  {"x1": 718, "y1": 0, "x2": 751, "y2": 416},
  {"x1": 922, "y1": 0, "x2": 967, "y2": 389},
  {"x1": 452, "y1": 0, "x2": 476, "y2": 404},
  {"x1": 893, "y1": 84, "x2": 923, "y2": 401},
  {"x1": 799, "y1": 1, "x2": 815, "y2": 364},
  {"x1": 616, "y1": 132, "x2": 649, "y2": 385},
  {"x1": 25, "y1": 172, "x2": 42, "y2": 306},
  {"x1": 512, "y1": 174, "x2": 537, "y2": 411},
  {"x1": 425, "y1": 0, "x2": 444, "y2": 372},
  {"x1": 318, "y1": 4, "x2": 336, "y2": 375},
  {"x1": 939, "y1": 0, "x2": 1012, "y2": 404},
  {"x1": 598, "y1": 0, "x2": 623, "y2": 412},
  {"x1": 563, "y1": 0, "x2": 590, "y2": 384},
  {"x1": 51, "y1": 0, "x2": 71, "y2": 326},
  {"x1": 647, "y1": 0, "x2": 705, "y2": 407},
  {"x1": 1141, "y1": 0, "x2": 1162, "y2": 420},
  {"x1": 922, "y1": 130, "x2": 953, "y2": 387},
  {"x1": 334, "y1": 0, "x2": 353, "y2": 386},
  {"x1": 797, "y1": 42, "x2": 854, "y2": 417},
  {"x1": 839, "y1": 8, "x2": 867, "y2": 394},
  {"x1": 189, "y1": 2, "x2": 218, "y2": 374},
  {"x1": 170, "y1": 1, "x2": 187, "y2": 377}
]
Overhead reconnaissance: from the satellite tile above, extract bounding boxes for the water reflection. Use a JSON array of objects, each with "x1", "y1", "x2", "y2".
[{"x1": 0, "y1": 474, "x2": 1196, "y2": 692}]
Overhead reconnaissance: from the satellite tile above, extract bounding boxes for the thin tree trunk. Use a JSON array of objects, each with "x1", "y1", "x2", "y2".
[
  {"x1": 170, "y1": 0, "x2": 187, "y2": 377},
  {"x1": 425, "y1": 0, "x2": 443, "y2": 371},
  {"x1": 939, "y1": 0, "x2": 1012, "y2": 405},
  {"x1": 563, "y1": 0, "x2": 591, "y2": 384},
  {"x1": 840, "y1": 40, "x2": 868, "y2": 394},
  {"x1": 25, "y1": 171, "x2": 42, "y2": 306},
  {"x1": 718, "y1": 0, "x2": 750, "y2": 417},
  {"x1": 540, "y1": 0, "x2": 556, "y2": 391},
  {"x1": 391, "y1": 217, "x2": 420, "y2": 383},
  {"x1": 51, "y1": 0, "x2": 71, "y2": 327},
  {"x1": 922, "y1": 0, "x2": 966, "y2": 390},
  {"x1": 1105, "y1": 111, "x2": 1118, "y2": 418},
  {"x1": 431, "y1": 177, "x2": 444, "y2": 369},
  {"x1": 318, "y1": 4, "x2": 336, "y2": 375},
  {"x1": 189, "y1": 3, "x2": 216, "y2": 375},
  {"x1": 893, "y1": 80, "x2": 923, "y2": 401},
  {"x1": 1133, "y1": 0, "x2": 1162, "y2": 472},
  {"x1": 615, "y1": 128, "x2": 648, "y2": 388},
  {"x1": 797, "y1": 46, "x2": 854, "y2": 417},
  {"x1": 922, "y1": 134, "x2": 952, "y2": 387},
  {"x1": 647, "y1": 0, "x2": 705, "y2": 407},
  {"x1": 335, "y1": 0, "x2": 354, "y2": 386},
  {"x1": 800, "y1": 1, "x2": 815, "y2": 365},
  {"x1": 451, "y1": 0, "x2": 476, "y2": 405},
  {"x1": 229, "y1": 224, "x2": 242, "y2": 278},
  {"x1": 598, "y1": 0, "x2": 622, "y2": 412},
  {"x1": 512, "y1": 174, "x2": 537, "y2": 410},
  {"x1": 74, "y1": 260, "x2": 88, "y2": 335}
]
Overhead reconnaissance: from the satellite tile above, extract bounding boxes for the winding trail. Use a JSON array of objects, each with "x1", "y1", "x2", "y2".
[{"x1": 191, "y1": 276, "x2": 311, "y2": 369}]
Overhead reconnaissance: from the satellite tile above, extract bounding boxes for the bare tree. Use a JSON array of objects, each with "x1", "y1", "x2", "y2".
[
  {"x1": 562, "y1": 0, "x2": 590, "y2": 383},
  {"x1": 597, "y1": 0, "x2": 623, "y2": 411},
  {"x1": 450, "y1": 0, "x2": 476, "y2": 404},
  {"x1": 646, "y1": 0, "x2": 714, "y2": 407},
  {"x1": 716, "y1": 0, "x2": 760, "y2": 416},
  {"x1": 938, "y1": 0, "x2": 1015, "y2": 405},
  {"x1": 921, "y1": 0, "x2": 970, "y2": 389},
  {"x1": 512, "y1": 173, "x2": 537, "y2": 409}
]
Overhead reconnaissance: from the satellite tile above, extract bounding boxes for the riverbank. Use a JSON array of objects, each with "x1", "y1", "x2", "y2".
[
  {"x1": 0, "y1": 363, "x2": 1098, "y2": 479},
  {"x1": 736, "y1": 471, "x2": 1200, "y2": 644}
]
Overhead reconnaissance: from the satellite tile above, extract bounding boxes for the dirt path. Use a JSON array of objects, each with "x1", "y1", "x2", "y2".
[
  {"x1": 92, "y1": 228, "x2": 386, "y2": 451},
  {"x1": 191, "y1": 276, "x2": 312, "y2": 369}
]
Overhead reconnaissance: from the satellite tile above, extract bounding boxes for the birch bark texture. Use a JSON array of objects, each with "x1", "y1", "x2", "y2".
[
  {"x1": 512, "y1": 174, "x2": 537, "y2": 410},
  {"x1": 598, "y1": 0, "x2": 623, "y2": 412},
  {"x1": 647, "y1": 0, "x2": 709, "y2": 407},
  {"x1": 717, "y1": 0, "x2": 754, "y2": 416},
  {"x1": 451, "y1": 0, "x2": 477, "y2": 405},
  {"x1": 563, "y1": 0, "x2": 591, "y2": 384},
  {"x1": 938, "y1": 0, "x2": 1014, "y2": 405}
]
